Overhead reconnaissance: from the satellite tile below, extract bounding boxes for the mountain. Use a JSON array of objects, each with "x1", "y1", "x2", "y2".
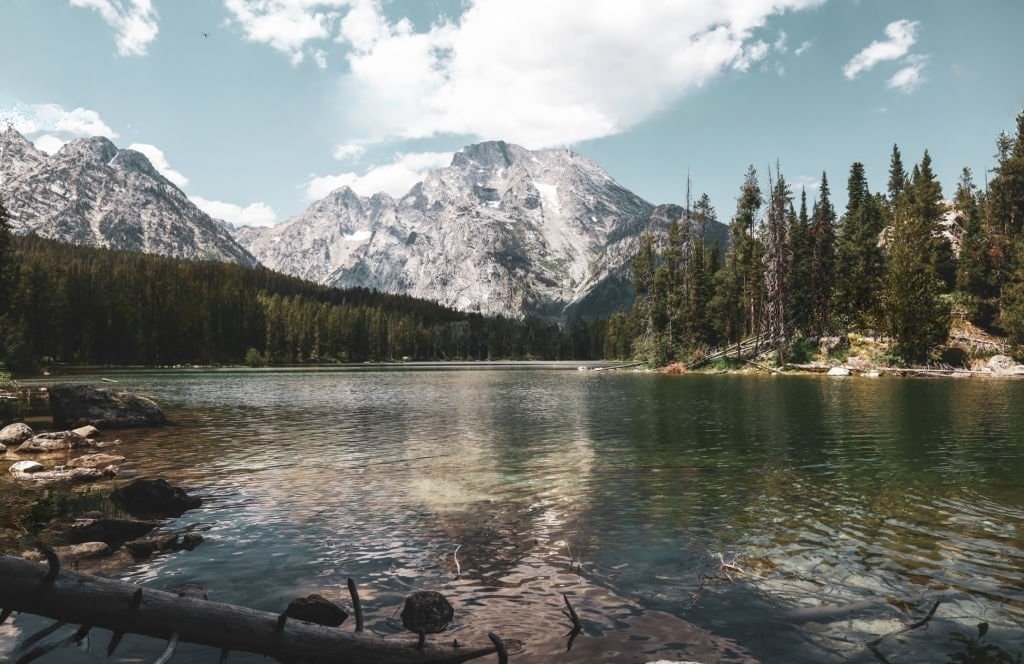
[
  {"x1": 0, "y1": 128, "x2": 257, "y2": 266},
  {"x1": 237, "y1": 141, "x2": 726, "y2": 319}
]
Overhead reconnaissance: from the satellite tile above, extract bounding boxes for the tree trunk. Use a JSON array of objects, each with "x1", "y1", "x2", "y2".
[{"x1": 0, "y1": 555, "x2": 497, "y2": 664}]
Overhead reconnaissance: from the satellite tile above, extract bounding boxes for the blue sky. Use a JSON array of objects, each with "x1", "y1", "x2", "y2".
[{"x1": 1, "y1": 0, "x2": 1022, "y2": 227}]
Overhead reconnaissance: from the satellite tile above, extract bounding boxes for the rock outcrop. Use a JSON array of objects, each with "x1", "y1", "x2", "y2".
[
  {"x1": 111, "y1": 477, "x2": 202, "y2": 517},
  {"x1": 49, "y1": 384, "x2": 167, "y2": 428}
]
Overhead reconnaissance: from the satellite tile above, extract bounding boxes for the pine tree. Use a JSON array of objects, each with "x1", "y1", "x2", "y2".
[
  {"x1": 787, "y1": 188, "x2": 813, "y2": 335},
  {"x1": 685, "y1": 194, "x2": 717, "y2": 348},
  {"x1": 883, "y1": 182, "x2": 949, "y2": 362},
  {"x1": 763, "y1": 164, "x2": 792, "y2": 360},
  {"x1": 911, "y1": 150, "x2": 956, "y2": 290},
  {"x1": 888, "y1": 144, "x2": 908, "y2": 204},
  {"x1": 955, "y1": 168, "x2": 994, "y2": 308},
  {"x1": 809, "y1": 172, "x2": 836, "y2": 335},
  {"x1": 835, "y1": 163, "x2": 885, "y2": 328}
]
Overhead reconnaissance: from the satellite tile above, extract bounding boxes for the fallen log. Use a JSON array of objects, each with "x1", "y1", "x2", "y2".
[{"x1": 0, "y1": 555, "x2": 498, "y2": 663}]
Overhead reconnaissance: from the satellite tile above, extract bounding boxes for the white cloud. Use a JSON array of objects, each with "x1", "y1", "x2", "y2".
[
  {"x1": 733, "y1": 40, "x2": 770, "y2": 72},
  {"x1": 128, "y1": 142, "x2": 189, "y2": 187},
  {"x1": 223, "y1": 0, "x2": 350, "y2": 64},
  {"x1": 1, "y1": 103, "x2": 118, "y2": 139},
  {"x1": 843, "y1": 19, "x2": 918, "y2": 79},
  {"x1": 313, "y1": 48, "x2": 328, "y2": 68},
  {"x1": 69, "y1": 0, "x2": 159, "y2": 56},
  {"x1": 329, "y1": 0, "x2": 827, "y2": 149},
  {"x1": 793, "y1": 175, "x2": 821, "y2": 193},
  {"x1": 33, "y1": 135, "x2": 68, "y2": 155},
  {"x1": 306, "y1": 151, "x2": 452, "y2": 198},
  {"x1": 331, "y1": 142, "x2": 366, "y2": 160},
  {"x1": 794, "y1": 40, "x2": 813, "y2": 56},
  {"x1": 887, "y1": 55, "x2": 928, "y2": 93},
  {"x1": 193, "y1": 196, "x2": 278, "y2": 227}
]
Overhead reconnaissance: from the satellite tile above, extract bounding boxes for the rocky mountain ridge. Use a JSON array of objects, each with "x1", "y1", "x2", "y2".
[
  {"x1": 237, "y1": 141, "x2": 726, "y2": 319},
  {"x1": 0, "y1": 128, "x2": 257, "y2": 266}
]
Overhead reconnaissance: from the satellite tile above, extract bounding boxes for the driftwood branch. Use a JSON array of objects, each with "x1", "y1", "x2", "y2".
[
  {"x1": 0, "y1": 555, "x2": 497, "y2": 664},
  {"x1": 866, "y1": 599, "x2": 941, "y2": 663}
]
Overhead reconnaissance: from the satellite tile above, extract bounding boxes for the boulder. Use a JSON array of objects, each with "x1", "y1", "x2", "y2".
[
  {"x1": 0, "y1": 423, "x2": 33, "y2": 446},
  {"x1": 111, "y1": 478, "x2": 202, "y2": 517},
  {"x1": 23, "y1": 542, "x2": 112, "y2": 562},
  {"x1": 285, "y1": 594, "x2": 349, "y2": 627},
  {"x1": 49, "y1": 384, "x2": 167, "y2": 429},
  {"x1": 827, "y1": 367, "x2": 851, "y2": 377},
  {"x1": 9, "y1": 460, "x2": 44, "y2": 474},
  {"x1": 68, "y1": 518, "x2": 159, "y2": 544},
  {"x1": 22, "y1": 466, "x2": 118, "y2": 483},
  {"x1": 71, "y1": 425, "x2": 101, "y2": 439},
  {"x1": 988, "y1": 355, "x2": 1016, "y2": 372},
  {"x1": 0, "y1": 443, "x2": 5, "y2": 453},
  {"x1": 125, "y1": 534, "x2": 180, "y2": 559},
  {"x1": 16, "y1": 430, "x2": 92, "y2": 453},
  {"x1": 400, "y1": 591, "x2": 454, "y2": 635},
  {"x1": 68, "y1": 453, "x2": 125, "y2": 469},
  {"x1": 819, "y1": 336, "x2": 847, "y2": 355}
]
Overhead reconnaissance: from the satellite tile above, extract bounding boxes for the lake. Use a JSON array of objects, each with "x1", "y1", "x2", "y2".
[{"x1": 3, "y1": 366, "x2": 1023, "y2": 663}]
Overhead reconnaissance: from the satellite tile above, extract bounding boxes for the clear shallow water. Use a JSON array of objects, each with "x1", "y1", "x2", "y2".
[{"x1": 3, "y1": 367, "x2": 1024, "y2": 663}]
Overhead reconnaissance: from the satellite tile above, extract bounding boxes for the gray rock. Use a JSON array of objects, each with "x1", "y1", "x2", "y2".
[
  {"x1": 0, "y1": 422, "x2": 34, "y2": 446},
  {"x1": 21, "y1": 466, "x2": 118, "y2": 483},
  {"x1": 23, "y1": 542, "x2": 112, "y2": 562},
  {"x1": 827, "y1": 367, "x2": 851, "y2": 377},
  {"x1": 50, "y1": 384, "x2": 167, "y2": 429},
  {"x1": 71, "y1": 425, "x2": 101, "y2": 439},
  {"x1": 111, "y1": 478, "x2": 202, "y2": 517},
  {"x1": 68, "y1": 453, "x2": 125, "y2": 469},
  {"x1": 68, "y1": 518, "x2": 159, "y2": 544},
  {"x1": 285, "y1": 594, "x2": 348, "y2": 627},
  {"x1": 9, "y1": 460, "x2": 44, "y2": 474},
  {"x1": 988, "y1": 355, "x2": 1015, "y2": 371},
  {"x1": 16, "y1": 430, "x2": 92, "y2": 453}
]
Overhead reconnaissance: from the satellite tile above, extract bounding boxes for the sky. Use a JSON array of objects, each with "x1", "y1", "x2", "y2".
[{"x1": 1, "y1": 0, "x2": 1022, "y2": 228}]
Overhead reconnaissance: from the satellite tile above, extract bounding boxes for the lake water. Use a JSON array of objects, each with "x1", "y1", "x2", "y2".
[{"x1": 3, "y1": 366, "x2": 1023, "y2": 663}]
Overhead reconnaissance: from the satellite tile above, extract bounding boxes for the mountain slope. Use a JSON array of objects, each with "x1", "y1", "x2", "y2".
[
  {"x1": 238, "y1": 141, "x2": 724, "y2": 319},
  {"x1": 0, "y1": 128, "x2": 256, "y2": 266}
]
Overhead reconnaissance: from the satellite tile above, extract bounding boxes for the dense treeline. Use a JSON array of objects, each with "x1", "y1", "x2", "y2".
[
  {"x1": 608, "y1": 110, "x2": 1024, "y2": 365},
  {"x1": 0, "y1": 232, "x2": 605, "y2": 369}
]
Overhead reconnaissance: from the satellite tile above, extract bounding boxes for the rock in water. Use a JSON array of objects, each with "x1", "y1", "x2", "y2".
[
  {"x1": 16, "y1": 430, "x2": 92, "y2": 453},
  {"x1": 50, "y1": 384, "x2": 167, "y2": 428},
  {"x1": 0, "y1": 422, "x2": 34, "y2": 446},
  {"x1": 111, "y1": 478, "x2": 202, "y2": 517},
  {"x1": 71, "y1": 425, "x2": 101, "y2": 439},
  {"x1": 68, "y1": 453, "x2": 126, "y2": 469},
  {"x1": 400, "y1": 591, "x2": 454, "y2": 635},
  {"x1": 826, "y1": 367, "x2": 851, "y2": 377},
  {"x1": 68, "y1": 518, "x2": 160, "y2": 544},
  {"x1": 285, "y1": 594, "x2": 349, "y2": 627},
  {"x1": 9, "y1": 460, "x2": 44, "y2": 474}
]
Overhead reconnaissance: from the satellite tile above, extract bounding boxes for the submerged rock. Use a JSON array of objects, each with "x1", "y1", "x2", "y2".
[
  {"x1": 20, "y1": 466, "x2": 118, "y2": 483},
  {"x1": 71, "y1": 425, "x2": 101, "y2": 439},
  {"x1": 286, "y1": 594, "x2": 349, "y2": 627},
  {"x1": 125, "y1": 532, "x2": 204, "y2": 559},
  {"x1": 111, "y1": 478, "x2": 203, "y2": 517},
  {"x1": 50, "y1": 384, "x2": 167, "y2": 428},
  {"x1": 68, "y1": 453, "x2": 125, "y2": 469},
  {"x1": 16, "y1": 430, "x2": 92, "y2": 453},
  {"x1": 0, "y1": 423, "x2": 34, "y2": 447},
  {"x1": 401, "y1": 591, "x2": 454, "y2": 635}
]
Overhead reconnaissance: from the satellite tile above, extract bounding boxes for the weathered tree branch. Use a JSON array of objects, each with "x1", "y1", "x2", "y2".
[{"x1": 0, "y1": 555, "x2": 497, "y2": 664}]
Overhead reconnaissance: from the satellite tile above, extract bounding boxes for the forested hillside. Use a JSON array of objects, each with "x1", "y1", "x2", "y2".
[
  {"x1": 607, "y1": 110, "x2": 1024, "y2": 365},
  {"x1": 0, "y1": 233, "x2": 605, "y2": 368}
]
